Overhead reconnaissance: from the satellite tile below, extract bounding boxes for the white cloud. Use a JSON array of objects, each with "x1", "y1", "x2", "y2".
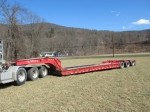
[
  {"x1": 128, "y1": 26, "x2": 132, "y2": 28},
  {"x1": 132, "y1": 19, "x2": 150, "y2": 25},
  {"x1": 116, "y1": 14, "x2": 119, "y2": 16},
  {"x1": 122, "y1": 26, "x2": 126, "y2": 29},
  {"x1": 111, "y1": 11, "x2": 116, "y2": 13},
  {"x1": 122, "y1": 25, "x2": 133, "y2": 30},
  {"x1": 111, "y1": 10, "x2": 119, "y2": 17}
]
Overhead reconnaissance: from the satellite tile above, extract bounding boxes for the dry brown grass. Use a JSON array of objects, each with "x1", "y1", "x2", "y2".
[{"x1": 0, "y1": 56, "x2": 150, "y2": 112}]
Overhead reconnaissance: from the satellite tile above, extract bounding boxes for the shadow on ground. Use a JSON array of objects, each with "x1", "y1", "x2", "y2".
[{"x1": 0, "y1": 82, "x2": 15, "y2": 89}]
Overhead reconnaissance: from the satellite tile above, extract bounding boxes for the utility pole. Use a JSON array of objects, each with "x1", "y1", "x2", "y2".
[
  {"x1": 112, "y1": 35, "x2": 115, "y2": 57},
  {"x1": 0, "y1": 39, "x2": 4, "y2": 63}
]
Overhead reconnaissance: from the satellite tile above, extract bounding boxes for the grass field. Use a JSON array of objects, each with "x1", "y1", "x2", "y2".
[{"x1": 0, "y1": 56, "x2": 150, "y2": 112}]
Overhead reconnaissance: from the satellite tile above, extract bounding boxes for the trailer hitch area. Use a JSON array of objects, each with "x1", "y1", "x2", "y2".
[{"x1": 0, "y1": 62, "x2": 10, "y2": 71}]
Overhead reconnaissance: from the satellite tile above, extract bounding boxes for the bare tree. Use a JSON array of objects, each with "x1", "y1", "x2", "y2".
[
  {"x1": 25, "y1": 12, "x2": 44, "y2": 57},
  {"x1": 0, "y1": 0, "x2": 27, "y2": 60},
  {"x1": 146, "y1": 31, "x2": 150, "y2": 43}
]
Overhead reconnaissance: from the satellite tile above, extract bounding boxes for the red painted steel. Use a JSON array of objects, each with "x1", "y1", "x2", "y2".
[
  {"x1": 11, "y1": 57, "x2": 135, "y2": 76},
  {"x1": 102, "y1": 59, "x2": 136, "y2": 64},
  {"x1": 61, "y1": 62, "x2": 120, "y2": 76},
  {"x1": 11, "y1": 57, "x2": 62, "y2": 71}
]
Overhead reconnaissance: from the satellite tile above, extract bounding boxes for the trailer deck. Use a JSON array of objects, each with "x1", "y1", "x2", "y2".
[{"x1": 61, "y1": 63, "x2": 120, "y2": 76}]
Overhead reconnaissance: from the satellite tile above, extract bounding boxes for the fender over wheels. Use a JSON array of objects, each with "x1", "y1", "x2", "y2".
[
  {"x1": 27, "y1": 67, "x2": 39, "y2": 81},
  {"x1": 39, "y1": 66, "x2": 48, "y2": 78},
  {"x1": 15, "y1": 68, "x2": 27, "y2": 86}
]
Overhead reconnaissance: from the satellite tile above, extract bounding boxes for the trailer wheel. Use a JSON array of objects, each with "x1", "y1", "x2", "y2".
[
  {"x1": 120, "y1": 62, "x2": 124, "y2": 69},
  {"x1": 28, "y1": 67, "x2": 39, "y2": 81},
  {"x1": 131, "y1": 60, "x2": 136, "y2": 66},
  {"x1": 15, "y1": 68, "x2": 27, "y2": 86},
  {"x1": 125, "y1": 61, "x2": 130, "y2": 68},
  {"x1": 39, "y1": 66, "x2": 48, "y2": 78}
]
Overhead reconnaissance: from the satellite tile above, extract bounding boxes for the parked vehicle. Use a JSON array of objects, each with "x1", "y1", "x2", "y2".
[{"x1": 39, "y1": 51, "x2": 64, "y2": 57}]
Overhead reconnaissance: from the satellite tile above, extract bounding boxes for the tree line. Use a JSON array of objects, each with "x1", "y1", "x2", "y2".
[{"x1": 0, "y1": 0, "x2": 150, "y2": 60}]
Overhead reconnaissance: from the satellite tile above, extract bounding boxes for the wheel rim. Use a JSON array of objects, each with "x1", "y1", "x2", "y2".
[
  {"x1": 42, "y1": 68, "x2": 48, "y2": 76},
  {"x1": 132, "y1": 61, "x2": 135, "y2": 66},
  {"x1": 33, "y1": 70, "x2": 38, "y2": 78},
  {"x1": 18, "y1": 71, "x2": 26, "y2": 82},
  {"x1": 120, "y1": 62, "x2": 124, "y2": 68},
  {"x1": 127, "y1": 62, "x2": 130, "y2": 67}
]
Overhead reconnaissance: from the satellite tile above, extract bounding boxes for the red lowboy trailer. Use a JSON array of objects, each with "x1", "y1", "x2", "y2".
[{"x1": 0, "y1": 57, "x2": 136, "y2": 86}]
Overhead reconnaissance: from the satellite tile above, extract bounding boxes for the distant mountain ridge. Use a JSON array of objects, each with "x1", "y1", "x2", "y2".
[{"x1": 0, "y1": 22, "x2": 150, "y2": 60}]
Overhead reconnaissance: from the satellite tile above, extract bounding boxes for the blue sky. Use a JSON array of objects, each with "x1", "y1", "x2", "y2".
[{"x1": 9, "y1": 0, "x2": 150, "y2": 31}]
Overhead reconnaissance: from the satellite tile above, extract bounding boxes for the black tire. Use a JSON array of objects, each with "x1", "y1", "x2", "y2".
[
  {"x1": 131, "y1": 60, "x2": 136, "y2": 66},
  {"x1": 27, "y1": 67, "x2": 39, "y2": 81},
  {"x1": 39, "y1": 66, "x2": 48, "y2": 78},
  {"x1": 120, "y1": 61, "x2": 124, "y2": 69},
  {"x1": 15, "y1": 68, "x2": 27, "y2": 86},
  {"x1": 124, "y1": 61, "x2": 130, "y2": 68}
]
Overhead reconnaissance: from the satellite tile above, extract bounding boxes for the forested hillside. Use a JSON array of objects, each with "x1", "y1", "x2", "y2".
[
  {"x1": 0, "y1": 0, "x2": 150, "y2": 60},
  {"x1": 1, "y1": 22, "x2": 150, "y2": 60}
]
